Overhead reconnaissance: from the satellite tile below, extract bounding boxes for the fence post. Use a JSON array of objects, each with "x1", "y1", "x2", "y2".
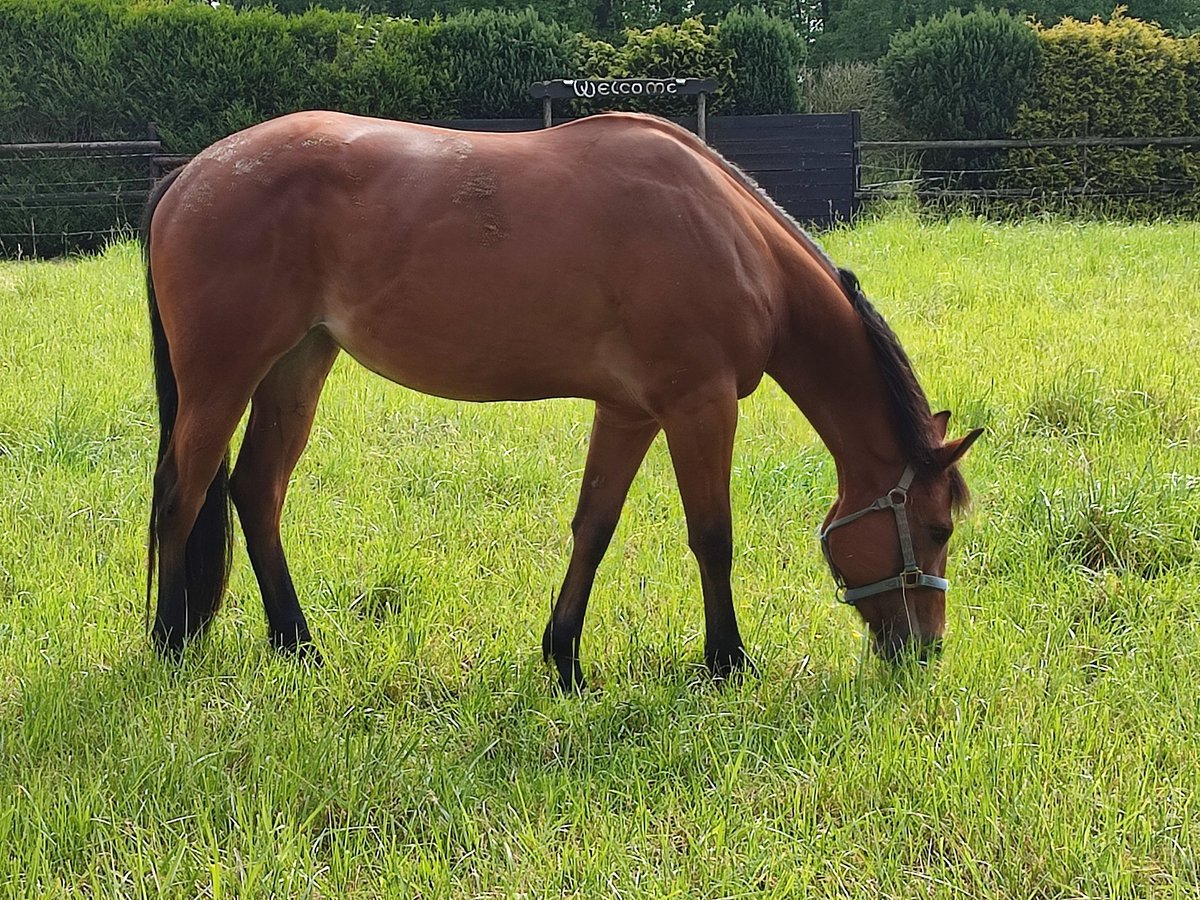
[
  {"x1": 542, "y1": 97, "x2": 553, "y2": 129},
  {"x1": 147, "y1": 122, "x2": 161, "y2": 181},
  {"x1": 697, "y1": 91, "x2": 707, "y2": 142},
  {"x1": 1080, "y1": 129, "x2": 1089, "y2": 188},
  {"x1": 850, "y1": 109, "x2": 861, "y2": 218}
]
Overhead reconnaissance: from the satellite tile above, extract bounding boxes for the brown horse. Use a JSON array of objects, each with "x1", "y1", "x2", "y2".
[{"x1": 143, "y1": 110, "x2": 981, "y2": 689}]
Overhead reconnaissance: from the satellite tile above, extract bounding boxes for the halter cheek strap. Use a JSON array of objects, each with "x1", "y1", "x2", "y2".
[{"x1": 818, "y1": 465, "x2": 949, "y2": 605}]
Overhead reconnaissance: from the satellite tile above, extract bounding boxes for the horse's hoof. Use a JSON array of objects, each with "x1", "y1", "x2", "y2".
[
  {"x1": 270, "y1": 628, "x2": 322, "y2": 665},
  {"x1": 152, "y1": 637, "x2": 185, "y2": 663},
  {"x1": 706, "y1": 645, "x2": 757, "y2": 682},
  {"x1": 545, "y1": 654, "x2": 587, "y2": 694},
  {"x1": 293, "y1": 642, "x2": 324, "y2": 666},
  {"x1": 280, "y1": 641, "x2": 323, "y2": 667},
  {"x1": 543, "y1": 624, "x2": 587, "y2": 693},
  {"x1": 151, "y1": 623, "x2": 187, "y2": 661}
]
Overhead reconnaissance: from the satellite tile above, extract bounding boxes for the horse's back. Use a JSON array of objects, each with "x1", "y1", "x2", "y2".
[{"x1": 149, "y1": 112, "x2": 784, "y2": 408}]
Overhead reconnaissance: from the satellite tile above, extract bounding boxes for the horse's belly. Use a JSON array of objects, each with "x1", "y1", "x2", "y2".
[{"x1": 321, "y1": 305, "x2": 613, "y2": 403}]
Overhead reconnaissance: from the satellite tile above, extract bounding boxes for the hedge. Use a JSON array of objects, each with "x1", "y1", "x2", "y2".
[
  {"x1": 0, "y1": 1, "x2": 802, "y2": 255},
  {"x1": 873, "y1": 8, "x2": 1200, "y2": 217},
  {"x1": 1001, "y1": 12, "x2": 1200, "y2": 215}
]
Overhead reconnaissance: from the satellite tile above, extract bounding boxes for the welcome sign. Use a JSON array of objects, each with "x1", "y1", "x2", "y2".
[{"x1": 529, "y1": 78, "x2": 719, "y2": 100}]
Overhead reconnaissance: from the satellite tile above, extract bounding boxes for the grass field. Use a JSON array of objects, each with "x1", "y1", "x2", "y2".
[{"x1": 1, "y1": 213, "x2": 1198, "y2": 898}]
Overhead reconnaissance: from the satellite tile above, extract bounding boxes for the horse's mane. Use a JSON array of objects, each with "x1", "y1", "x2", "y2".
[
  {"x1": 836, "y1": 269, "x2": 967, "y2": 509},
  {"x1": 648, "y1": 117, "x2": 969, "y2": 507}
]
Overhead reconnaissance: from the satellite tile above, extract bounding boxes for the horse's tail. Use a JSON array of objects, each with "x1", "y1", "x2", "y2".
[{"x1": 143, "y1": 167, "x2": 233, "y2": 639}]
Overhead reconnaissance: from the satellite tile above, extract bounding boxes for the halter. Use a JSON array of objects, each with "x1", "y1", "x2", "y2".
[{"x1": 819, "y1": 465, "x2": 949, "y2": 605}]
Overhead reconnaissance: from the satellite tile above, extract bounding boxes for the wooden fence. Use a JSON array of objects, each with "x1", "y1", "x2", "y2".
[{"x1": 711, "y1": 114, "x2": 859, "y2": 222}]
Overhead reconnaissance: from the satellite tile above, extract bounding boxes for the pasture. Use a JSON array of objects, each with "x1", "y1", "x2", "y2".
[{"x1": 1, "y1": 213, "x2": 1198, "y2": 897}]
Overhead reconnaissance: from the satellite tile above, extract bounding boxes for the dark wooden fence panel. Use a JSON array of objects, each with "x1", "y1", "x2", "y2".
[{"x1": 707, "y1": 114, "x2": 859, "y2": 225}]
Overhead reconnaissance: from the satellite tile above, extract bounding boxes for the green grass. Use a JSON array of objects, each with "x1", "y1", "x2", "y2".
[{"x1": 2, "y1": 213, "x2": 1198, "y2": 897}]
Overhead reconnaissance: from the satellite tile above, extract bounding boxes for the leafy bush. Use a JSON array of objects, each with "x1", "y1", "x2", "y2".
[
  {"x1": 1001, "y1": 11, "x2": 1200, "y2": 215},
  {"x1": 811, "y1": 0, "x2": 1200, "y2": 65},
  {"x1": 1017, "y1": 11, "x2": 1194, "y2": 138},
  {"x1": 116, "y1": 4, "x2": 318, "y2": 151},
  {"x1": 718, "y1": 7, "x2": 803, "y2": 114},
  {"x1": 883, "y1": 9, "x2": 1042, "y2": 140},
  {"x1": 578, "y1": 18, "x2": 734, "y2": 115},
  {"x1": 323, "y1": 16, "x2": 451, "y2": 121},
  {"x1": 0, "y1": 0, "x2": 123, "y2": 141}
]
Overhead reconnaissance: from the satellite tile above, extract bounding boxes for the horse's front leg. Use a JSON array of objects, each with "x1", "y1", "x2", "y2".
[
  {"x1": 661, "y1": 386, "x2": 754, "y2": 679},
  {"x1": 544, "y1": 404, "x2": 659, "y2": 692}
]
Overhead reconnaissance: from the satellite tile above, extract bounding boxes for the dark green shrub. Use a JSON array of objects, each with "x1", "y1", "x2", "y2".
[
  {"x1": 810, "y1": 0, "x2": 920, "y2": 64},
  {"x1": 115, "y1": 3, "x2": 314, "y2": 152},
  {"x1": 432, "y1": 9, "x2": 581, "y2": 118},
  {"x1": 283, "y1": 8, "x2": 373, "y2": 111},
  {"x1": 403, "y1": 0, "x2": 595, "y2": 33},
  {"x1": 883, "y1": 8, "x2": 1041, "y2": 140},
  {"x1": 320, "y1": 16, "x2": 450, "y2": 121},
  {"x1": 228, "y1": 0, "x2": 599, "y2": 33},
  {"x1": 718, "y1": 7, "x2": 803, "y2": 114},
  {"x1": 811, "y1": 1, "x2": 1200, "y2": 66}
]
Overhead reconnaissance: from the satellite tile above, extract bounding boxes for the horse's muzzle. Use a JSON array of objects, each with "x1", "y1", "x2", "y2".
[{"x1": 873, "y1": 632, "x2": 944, "y2": 664}]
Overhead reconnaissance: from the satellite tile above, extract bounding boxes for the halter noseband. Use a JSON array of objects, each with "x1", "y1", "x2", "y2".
[{"x1": 818, "y1": 465, "x2": 949, "y2": 605}]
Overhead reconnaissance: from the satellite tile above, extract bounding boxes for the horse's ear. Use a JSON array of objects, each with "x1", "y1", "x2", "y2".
[
  {"x1": 932, "y1": 410, "x2": 952, "y2": 441},
  {"x1": 935, "y1": 427, "x2": 984, "y2": 469}
]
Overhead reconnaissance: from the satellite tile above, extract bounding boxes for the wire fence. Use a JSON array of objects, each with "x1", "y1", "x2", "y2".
[
  {"x1": 0, "y1": 133, "x2": 166, "y2": 255},
  {"x1": 856, "y1": 134, "x2": 1200, "y2": 212}
]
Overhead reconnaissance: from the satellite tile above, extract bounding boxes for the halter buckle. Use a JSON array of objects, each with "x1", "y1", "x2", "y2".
[
  {"x1": 901, "y1": 568, "x2": 922, "y2": 589},
  {"x1": 888, "y1": 487, "x2": 908, "y2": 507}
]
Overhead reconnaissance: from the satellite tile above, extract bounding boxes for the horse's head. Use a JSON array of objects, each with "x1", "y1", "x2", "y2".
[{"x1": 820, "y1": 413, "x2": 982, "y2": 662}]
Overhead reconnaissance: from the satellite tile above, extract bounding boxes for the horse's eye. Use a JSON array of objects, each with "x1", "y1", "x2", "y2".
[{"x1": 930, "y1": 526, "x2": 953, "y2": 545}]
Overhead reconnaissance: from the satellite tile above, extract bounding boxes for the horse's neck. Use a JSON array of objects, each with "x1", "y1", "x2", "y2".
[{"x1": 766, "y1": 261, "x2": 907, "y2": 504}]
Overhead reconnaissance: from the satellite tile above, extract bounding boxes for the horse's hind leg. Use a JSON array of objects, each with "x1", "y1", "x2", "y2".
[
  {"x1": 544, "y1": 404, "x2": 659, "y2": 691},
  {"x1": 230, "y1": 329, "x2": 339, "y2": 657},
  {"x1": 660, "y1": 386, "x2": 751, "y2": 679},
  {"x1": 152, "y1": 387, "x2": 255, "y2": 654}
]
